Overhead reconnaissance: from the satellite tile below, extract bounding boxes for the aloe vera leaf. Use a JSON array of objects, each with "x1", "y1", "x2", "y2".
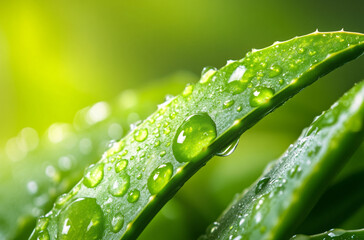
[
  {"x1": 29, "y1": 31, "x2": 364, "y2": 240},
  {"x1": 291, "y1": 228, "x2": 364, "y2": 240},
  {"x1": 0, "y1": 76, "x2": 191, "y2": 240},
  {"x1": 297, "y1": 167, "x2": 364, "y2": 235},
  {"x1": 200, "y1": 81, "x2": 364, "y2": 240}
]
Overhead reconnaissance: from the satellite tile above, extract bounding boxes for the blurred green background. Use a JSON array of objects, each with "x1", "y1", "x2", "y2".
[{"x1": 1, "y1": 0, "x2": 364, "y2": 239}]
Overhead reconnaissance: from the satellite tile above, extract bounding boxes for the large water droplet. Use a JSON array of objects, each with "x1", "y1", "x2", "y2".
[
  {"x1": 58, "y1": 198, "x2": 104, "y2": 240},
  {"x1": 147, "y1": 163, "x2": 173, "y2": 195},
  {"x1": 172, "y1": 113, "x2": 217, "y2": 162},
  {"x1": 216, "y1": 139, "x2": 239, "y2": 157},
  {"x1": 127, "y1": 189, "x2": 140, "y2": 203},
  {"x1": 255, "y1": 177, "x2": 270, "y2": 194},
  {"x1": 110, "y1": 213, "x2": 124, "y2": 233},
  {"x1": 249, "y1": 87, "x2": 275, "y2": 107},
  {"x1": 134, "y1": 128, "x2": 148, "y2": 142},
  {"x1": 83, "y1": 163, "x2": 104, "y2": 188},
  {"x1": 109, "y1": 174, "x2": 130, "y2": 197}
]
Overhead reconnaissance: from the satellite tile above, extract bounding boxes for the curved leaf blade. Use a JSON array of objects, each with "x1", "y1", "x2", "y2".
[
  {"x1": 291, "y1": 228, "x2": 364, "y2": 240},
  {"x1": 201, "y1": 80, "x2": 364, "y2": 240},
  {"x1": 30, "y1": 31, "x2": 364, "y2": 240}
]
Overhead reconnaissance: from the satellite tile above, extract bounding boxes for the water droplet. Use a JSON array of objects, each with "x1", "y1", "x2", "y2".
[
  {"x1": 58, "y1": 198, "x2": 104, "y2": 240},
  {"x1": 163, "y1": 127, "x2": 171, "y2": 135},
  {"x1": 268, "y1": 64, "x2": 282, "y2": 77},
  {"x1": 223, "y1": 100, "x2": 235, "y2": 109},
  {"x1": 148, "y1": 163, "x2": 173, "y2": 195},
  {"x1": 227, "y1": 66, "x2": 249, "y2": 94},
  {"x1": 109, "y1": 174, "x2": 130, "y2": 197},
  {"x1": 172, "y1": 113, "x2": 217, "y2": 162},
  {"x1": 154, "y1": 140, "x2": 160, "y2": 147},
  {"x1": 127, "y1": 189, "x2": 140, "y2": 203},
  {"x1": 35, "y1": 230, "x2": 50, "y2": 240},
  {"x1": 182, "y1": 84, "x2": 194, "y2": 97},
  {"x1": 35, "y1": 216, "x2": 49, "y2": 231},
  {"x1": 255, "y1": 177, "x2": 270, "y2": 194},
  {"x1": 115, "y1": 159, "x2": 128, "y2": 173},
  {"x1": 111, "y1": 213, "x2": 124, "y2": 233},
  {"x1": 134, "y1": 129, "x2": 148, "y2": 142},
  {"x1": 249, "y1": 87, "x2": 275, "y2": 107},
  {"x1": 216, "y1": 139, "x2": 239, "y2": 157},
  {"x1": 83, "y1": 163, "x2": 104, "y2": 188},
  {"x1": 159, "y1": 151, "x2": 166, "y2": 157},
  {"x1": 200, "y1": 67, "x2": 216, "y2": 84},
  {"x1": 55, "y1": 193, "x2": 73, "y2": 208},
  {"x1": 309, "y1": 50, "x2": 317, "y2": 56},
  {"x1": 237, "y1": 106, "x2": 242, "y2": 112},
  {"x1": 327, "y1": 229, "x2": 345, "y2": 237}
]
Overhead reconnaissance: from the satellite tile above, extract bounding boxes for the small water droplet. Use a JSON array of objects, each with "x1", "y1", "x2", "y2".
[
  {"x1": 159, "y1": 151, "x2": 166, "y2": 157},
  {"x1": 200, "y1": 67, "x2": 216, "y2": 84},
  {"x1": 109, "y1": 174, "x2": 130, "y2": 197},
  {"x1": 55, "y1": 193, "x2": 73, "y2": 208},
  {"x1": 111, "y1": 213, "x2": 124, "y2": 233},
  {"x1": 163, "y1": 127, "x2": 171, "y2": 135},
  {"x1": 223, "y1": 100, "x2": 235, "y2": 109},
  {"x1": 268, "y1": 64, "x2": 282, "y2": 77},
  {"x1": 309, "y1": 50, "x2": 317, "y2": 56},
  {"x1": 227, "y1": 66, "x2": 249, "y2": 94},
  {"x1": 182, "y1": 84, "x2": 194, "y2": 97},
  {"x1": 147, "y1": 163, "x2": 173, "y2": 195},
  {"x1": 172, "y1": 113, "x2": 217, "y2": 162},
  {"x1": 127, "y1": 189, "x2": 140, "y2": 203},
  {"x1": 35, "y1": 216, "x2": 49, "y2": 231},
  {"x1": 154, "y1": 140, "x2": 160, "y2": 147},
  {"x1": 115, "y1": 159, "x2": 128, "y2": 173},
  {"x1": 134, "y1": 129, "x2": 148, "y2": 142},
  {"x1": 58, "y1": 198, "x2": 104, "y2": 240},
  {"x1": 83, "y1": 163, "x2": 104, "y2": 188},
  {"x1": 255, "y1": 177, "x2": 270, "y2": 194},
  {"x1": 216, "y1": 139, "x2": 239, "y2": 157},
  {"x1": 35, "y1": 230, "x2": 50, "y2": 240},
  {"x1": 249, "y1": 87, "x2": 275, "y2": 107}
]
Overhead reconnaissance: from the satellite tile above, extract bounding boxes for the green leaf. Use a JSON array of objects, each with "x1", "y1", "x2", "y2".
[
  {"x1": 0, "y1": 75, "x2": 191, "y2": 240},
  {"x1": 200, "y1": 81, "x2": 364, "y2": 240},
  {"x1": 297, "y1": 166, "x2": 364, "y2": 235},
  {"x1": 29, "y1": 31, "x2": 364, "y2": 240},
  {"x1": 291, "y1": 228, "x2": 364, "y2": 240}
]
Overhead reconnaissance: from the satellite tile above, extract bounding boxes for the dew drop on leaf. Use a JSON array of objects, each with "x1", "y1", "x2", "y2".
[
  {"x1": 216, "y1": 139, "x2": 239, "y2": 157},
  {"x1": 57, "y1": 198, "x2": 104, "y2": 240},
  {"x1": 223, "y1": 100, "x2": 235, "y2": 109},
  {"x1": 200, "y1": 67, "x2": 216, "y2": 84},
  {"x1": 108, "y1": 174, "x2": 130, "y2": 197},
  {"x1": 134, "y1": 128, "x2": 148, "y2": 142},
  {"x1": 255, "y1": 177, "x2": 270, "y2": 194},
  {"x1": 127, "y1": 189, "x2": 140, "y2": 203},
  {"x1": 110, "y1": 213, "x2": 124, "y2": 233},
  {"x1": 249, "y1": 87, "x2": 275, "y2": 107},
  {"x1": 172, "y1": 113, "x2": 217, "y2": 163},
  {"x1": 268, "y1": 64, "x2": 282, "y2": 77},
  {"x1": 83, "y1": 163, "x2": 104, "y2": 188},
  {"x1": 147, "y1": 163, "x2": 173, "y2": 195},
  {"x1": 115, "y1": 159, "x2": 128, "y2": 173}
]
